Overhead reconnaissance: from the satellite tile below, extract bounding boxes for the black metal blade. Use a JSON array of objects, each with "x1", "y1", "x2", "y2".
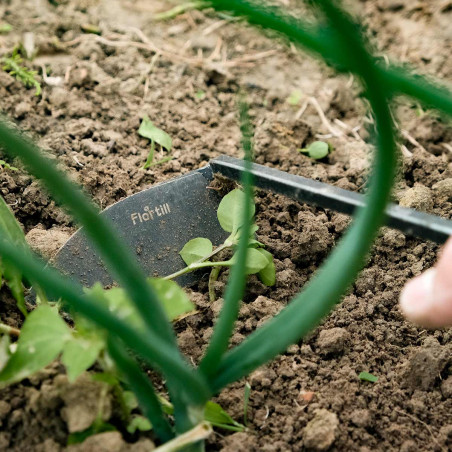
[
  {"x1": 54, "y1": 166, "x2": 228, "y2": 288},
  {"x1": 211, "y1": 155, "x2": 452, "y2": 244}
]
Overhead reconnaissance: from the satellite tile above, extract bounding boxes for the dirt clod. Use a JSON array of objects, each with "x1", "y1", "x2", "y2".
[
  {"x1": 399, "y1": 184, "x2": 433, "y2": 212},
  {"x1": 303, "y1": 409, "x2": 339, "y2": 451},
  {"x1": 316, "y1": 327, "x2": 350, "y2": 355}
]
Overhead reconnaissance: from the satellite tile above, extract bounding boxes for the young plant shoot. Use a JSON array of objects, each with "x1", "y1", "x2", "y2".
[{"x1": 138, "y1": 115, "x2": 173, "y2": 168}]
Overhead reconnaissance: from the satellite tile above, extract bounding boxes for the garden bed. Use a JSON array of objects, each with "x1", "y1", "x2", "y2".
[{"x1": 0, "y1": 0, "x2": 451, "y2": 450}]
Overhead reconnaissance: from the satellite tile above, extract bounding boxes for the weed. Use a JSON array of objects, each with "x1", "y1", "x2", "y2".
[
  {"x1": 298, "y1": 140, "x2": 331, "y2": 160},
  {"x1": 0, "y1": 23, "x2": 12, "y2": 34},
  {"x1": 1, "y1": 48, "x2": 41, "y2": 96},
  {"x1": 166, "y1": 188, "x2": 276, "y2": 300},
  {"x1": 138, "y1": 115, "x2": 173, "y2": 168},
  {"x1": 359, "y1": 371, "x2": 379, "y2": 383},
  {"x1": 0, "y1": 160, "x2": 18, "y2": 171}
]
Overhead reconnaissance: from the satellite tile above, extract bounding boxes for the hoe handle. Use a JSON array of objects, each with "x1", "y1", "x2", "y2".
[{"x1": 211, "y1": 155, "x2": 452, "y2": 244}]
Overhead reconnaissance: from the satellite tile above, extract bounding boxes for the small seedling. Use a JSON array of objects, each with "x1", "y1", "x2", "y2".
[
  {"x1": 167, "y1": 188, "x2": 276, "y2": 300},
  {"x1": 287, "y1": 89, "x2": 303, "y2": 106},
  {"x1": 195, "y1": 89, "x2": 206, "y2": 100},
  {"x1": 298, "y1": 140, "x2": 331, "y2": 160},
  {"x1": 1, "y1": 48, "x2": 41, "y2": 96},
  {"x1": 138, "y1": 115, "x2": 173, "y2": 169},
  {"x1": 359, "y1": 371, "x2": 378, "y2": 383},
  {"x1": 0, "y1": 23, "x2": 12, "y2": 34},
  {"x1": 0, "y1": 160, "x2": 18, "y2": 171}
]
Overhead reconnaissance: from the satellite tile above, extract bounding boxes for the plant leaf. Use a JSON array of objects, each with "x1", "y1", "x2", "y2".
[
  {"x1": 138, "y1": 115, "x2": 172, "y2": 151},
  {"x1": 62, "y1": 336, "x2": 104, "y2": 382},
  {"x1": 229, "y1": 247, "x2": 269, "y2": 275},
  {"x1": 359, "y1": 371, "x2": 378, "y2": 383},
  {"x1": 257, "y1": 249, "x2": 276, "y2": 286},
  {"x1": 180, "y1": 237, "x2": 213, "y2": 266},
  {"x1": 86, "y1": 278, "x2": 195, "y2": 327},
  {"x1": 127, "y1": 415, "x2": 152, "y2": 434},
  {"x1": 0, "y1": 305, "x2": 71, "y2": 385},
  {"x1": 0, "y1": 195, "x2": 30, "y2": 314},
  {"x1": 148, "y1": 278, "x2": 195, "y2": 320},
  {"x1": 204, "y1": 401, "x2": 245, "y2": 431},
  {"x1": 286, "y1": 89, "x2": 302, "y2": 106},
  {"x1": 217, "y1": 189, "x2": 255, "y2": 233},
  {"x1": 299, "y1": 141, "x2": 330, "y2": 160}
]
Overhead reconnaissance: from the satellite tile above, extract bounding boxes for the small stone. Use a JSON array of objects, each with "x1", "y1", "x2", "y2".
[
  {"x1": 316, "y1": 328, "x2": 350, "y2": 354},
  {"x1": 399, "y1": 185, "x2": 433, "y2": 212},
  {"x1": 441, "y1": 376, "x2": 452, "y2": 398},
  {"x1": 400, "y1": 341, "x2": 449, "y2": 391},
  {"x1": 349, "y1": 409, "x2": 372, "y2": 428},
  {"x1": 303, "y1": 409, "x2": 339, "y2": 451},
  {"x1": 433, "y1": 178, "x2": 452, "y2": 200}
]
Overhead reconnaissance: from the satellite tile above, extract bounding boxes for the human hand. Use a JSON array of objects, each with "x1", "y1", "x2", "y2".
[{"x1": 400, "y1": 237, "x2": 452, "y2": 328}]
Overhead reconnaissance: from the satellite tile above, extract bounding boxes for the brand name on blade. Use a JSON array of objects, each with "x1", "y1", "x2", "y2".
[{"x1": 130, "y1": 203, "x2": 171, "y2": 225}]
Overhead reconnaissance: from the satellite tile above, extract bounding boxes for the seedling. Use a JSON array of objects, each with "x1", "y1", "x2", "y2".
[
  {"x1": 0, "y1": 0, "x2": 451, "y2": 450},
  {"x1": 0, "y1": 23, "x2": 12, "y2": 34},
  {"x1": 0, "y1": 160, "x2": 18, "y2": 171},
  {"x1": 168, "y1": 188, "x2": 276, "y2": 300},
  {"x1": 287, "y1": 89, "x2": 303, "y2": 106},
  {"x1": 138, "y1": 115, "x2": 173, "y2": 168},
  {"x1": 298, "y1": 140, "x2": 331, "y2": 160},
  {"x1": 359, "y1": 371, "x2": 379, "y2": 383},
  {"x1": 1, "y1": 48, "x2": 41, "y2": 96},
  {"x1": 243, "y1": 382, "x2": 251, "y2": 427}
]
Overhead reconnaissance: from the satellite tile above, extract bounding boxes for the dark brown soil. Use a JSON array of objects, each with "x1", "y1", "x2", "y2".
[{"x1": 1, "y1": 0, "x2": 452, "y2": 451}]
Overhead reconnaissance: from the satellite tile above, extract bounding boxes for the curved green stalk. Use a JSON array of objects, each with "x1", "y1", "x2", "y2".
[
  {"x1": 208, "y1": 0, "x2": 398, "y2": 393},
  {"x1": 199, "y1": 99, "x2": 254, "y2": 378},
  {"x1": 107, "y1": 336, "x2": 174, "y2": 443},
  {"x1": 0, "y1": 237, "x2": 210, "y2": 406},
  {"x1": 0, "y1": 121, "x2": 176, "y2": 349}
]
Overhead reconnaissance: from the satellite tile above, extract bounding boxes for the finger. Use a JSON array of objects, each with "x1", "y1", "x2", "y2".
[{"x1": 400, "y1": 237, "x2": 452, "y2": 328}]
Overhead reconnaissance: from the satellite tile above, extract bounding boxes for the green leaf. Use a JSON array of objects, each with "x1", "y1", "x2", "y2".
[
  {"x1": 204, "y1": 401, "x2": 245, "y2": 432},
  {"x1": 230, "y1": 248, "x2": 269, "y2": 275},
  {"x1": 0, "y1": 24, "x2": 13, "y2": 34},
  {"x1": 217, "y1": 189, "x2": 255, "y2": 233},
  {"x1": 62, "y1": 336, "x2": 104, "y2": 382},
  {"x1": 180, "y1": 237, "x2": 213, "y2": 265},
  {"x1": 286, "y1": 89, "x2": 302, "y2": 106},
  {"x1": 0, "y1": 160, "x2": 18, "y2": 171},
  {"x1": 257, "y1": 249, "x2": 276, "y2": 286},
  {"x1": 148, "y1": 278, "x2": 195, "y2": 320},
  {"x1": 86, "y1": 278, "x2": 195, "y2": 326},
  {"x1": 298, "y1": 141, "x2": 330, "y2": 160},
  {"x1": 127, "y1": 415, "x2": 152, "y2": 434},
  {"x1": 0, "y1": 305, "x2": 71, "y2": 385},
  {"x1": 138, "y1": 115, "x2": 172, "y2": 152},
  {"x1": 0, "y1": 195, "x2": 30, "y2": 315},
  {"x1": 359, "y1": 371, "x2": 378, "y2": 383}
]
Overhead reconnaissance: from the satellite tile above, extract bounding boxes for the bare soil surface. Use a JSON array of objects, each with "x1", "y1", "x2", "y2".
[{"x1": 0, "y1": 0, "x2": 452, "y2": 451}]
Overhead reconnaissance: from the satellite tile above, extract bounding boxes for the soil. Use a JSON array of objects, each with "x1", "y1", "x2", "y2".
[{"x1": 1, "y1": 0, "x2": 452, "y2": 451}]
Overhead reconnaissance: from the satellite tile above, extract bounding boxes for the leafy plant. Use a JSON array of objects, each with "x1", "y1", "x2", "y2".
[
  {"x1": 138, "y1": 115, "x2": 173, "y2": 168},
  {"x1": 0, "y1": 160, "x2": 18, "y2": 171},
  {"x1": 0, "y1": 0, "x2": 451, "y2": 450},
  {"x1": 166, "y1": 188, "x2": 276, "y2": 301},
  {"x1": 298, "y1": 140, "x2": 331, "y2": 160},
  {"x1": 1, "y1": 48, "x2": 41, "y2": 96}
]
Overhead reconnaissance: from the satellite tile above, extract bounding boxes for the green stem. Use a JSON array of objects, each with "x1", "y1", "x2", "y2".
[
  {"x1": 199, "y1": 99, "x2": 254, "y2": 378},
  {"x1": 0, "y1": 322, "x2": 20, "y2": 337},
  {"x1": 107, "y1": 336, "x2": 174, "y2": 443},
  {"x1": 154, "y1": 1, "x2": 211, "y2": 21},
  {"x1": 0, "y1": 237, "x2": 210, "y2": 406},
  {"x1": 208, "y1": 0, "x2": 398, "y2": 393},
  {"x1": 0, "y1": 121, "x2": 178, "y2": 350},
  {"x1": 208, "y1": 267, "x2": 221, "y2": 302},
  {"x1": 163, "y1": 243, "x2": 232, "y2": 281}
]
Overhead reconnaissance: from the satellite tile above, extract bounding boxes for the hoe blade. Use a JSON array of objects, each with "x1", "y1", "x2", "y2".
[{"x1": 54, "y1": 165, "x2": 227, "y2": 288}]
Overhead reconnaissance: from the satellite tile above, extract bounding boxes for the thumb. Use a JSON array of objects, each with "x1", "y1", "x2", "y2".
[{"x1": 400, "y1": 237, "x2": 452, "y2": 329}]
